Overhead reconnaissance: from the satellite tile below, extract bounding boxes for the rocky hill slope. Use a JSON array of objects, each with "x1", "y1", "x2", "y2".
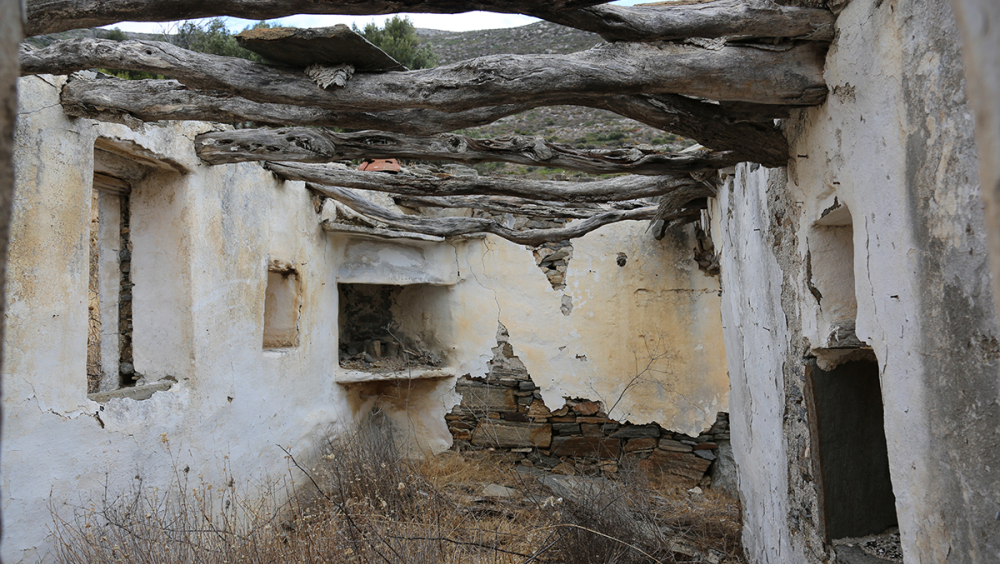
[{"x1": 416, "y1": 21, "x2": 694, "y2": 178}]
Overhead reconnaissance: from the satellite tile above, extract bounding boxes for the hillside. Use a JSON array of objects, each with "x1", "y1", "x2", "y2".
[
  {"x1": 416, "y1": 21, "x2": 603, "y2": 64},
  {"x1": 417, "y1": 21, "x2": 694, "y2": 178}
]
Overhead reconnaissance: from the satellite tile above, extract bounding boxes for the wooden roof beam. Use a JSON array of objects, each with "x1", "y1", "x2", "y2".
[
  {"x1": 21, "y1": 38, "x2": 828, "y2": 108},
  {"x1": 265, "y1": 162, "x2": 702, "y2": 204},
  {"x1": 24, "y1": 0, "x2": 606, "y2": 36},
  {"x1": 61, "y1": 76, "x2": 790, "y2": 166},
  {"x1": 315, "y1": 183, "x2": 679, "y2": 246},
  {"x1": 545, "y1": 0, "x2": 835, "y2": 43},
  {"x1": 194, "y1": 127, "x2": 739, "y2": 174}
]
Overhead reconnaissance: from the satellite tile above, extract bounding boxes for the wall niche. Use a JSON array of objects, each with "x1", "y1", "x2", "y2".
[{"x1": 337, "y1": 283, "x2": 453, "y2": 383}]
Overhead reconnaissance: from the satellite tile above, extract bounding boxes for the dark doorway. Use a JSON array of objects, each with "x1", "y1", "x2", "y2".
[{"x1": 806, "y1": 357, "x2": 898, "y2": 540}]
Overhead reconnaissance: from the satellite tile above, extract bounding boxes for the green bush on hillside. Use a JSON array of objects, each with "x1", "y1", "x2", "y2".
[{"x1": 353, "y1": 16, "x2": 437, "y2": 69}]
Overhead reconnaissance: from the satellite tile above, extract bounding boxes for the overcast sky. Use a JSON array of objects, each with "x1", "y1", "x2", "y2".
[{"x1": 106, "y1": 0, "x2": 662, "y2": 35}]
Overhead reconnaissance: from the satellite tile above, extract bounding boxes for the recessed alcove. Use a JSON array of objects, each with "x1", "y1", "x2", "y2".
[
  {"x1": 336, "y1": 282, "x2": 454, "y2": 383},
  {"x1": 263, "y1": 261, "x2": 301, "y2": 349},
  {"x1": 807, "y1": 199, "x2": 874, "y2": 370}
]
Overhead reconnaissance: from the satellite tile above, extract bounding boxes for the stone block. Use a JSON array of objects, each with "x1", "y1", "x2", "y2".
[
  {"x1": 581, "y1": 423, "x2": 603, "y2": 437},
  {"x1": 572, "y1": 401, "x2": 601, "y2": 416},
  {"x1": 459, "y1": 384, "x2": 517, "y2": 412},
  {"x1": 611, "y1": 425, "x2": 661, "y2": 439},
  {"x1": 471, "y1": 420, "x2": 552, "y2": 448},
  {"x1": 624, "y1": 438, "x2": 658, "y2": 452},
  {"x1": 551, "y1": 436, "x2": 621, "y2": 458},
  {"x1": 642, "y1": 450, "x2": 712, "y2": 487},
  {"x1": 552, "y1": 423, "x2": 581, "y2": 435},
  {"x1": 551, "y1": 462, "x2": 577, "y2": 476},
  {"x1": 236, "y1": 24, "x2": 408, "y2": 71},
  {"x1": 695, "y1": 450, "x2": 717, "y2": 461},
  {"x1": 658, "y1": 439, "x2": 694, "y2": 452},
  {"x1": 527, "y1": 399, "x2": 551, "y2": 419},
  {"x1": 576, "y1": 416, "x2": 609, "y2": 424}
]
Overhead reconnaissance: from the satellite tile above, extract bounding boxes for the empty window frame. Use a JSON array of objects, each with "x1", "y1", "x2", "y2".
[{"x1": 87, "y1": 172, "x2": 135, "y2": 393}]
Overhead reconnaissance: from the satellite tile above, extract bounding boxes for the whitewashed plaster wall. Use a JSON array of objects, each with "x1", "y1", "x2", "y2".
[
  {"x1": 3, "y1": 76, "x2": 353, "y2": 563},
  {"x1": 334, "y1": 220, "x2": 729, "y2": 452},
  {"x1": 717, "y1": 0, "x2": 1000, "y2": 562},
  {"x1": 4, "y1": 76, "x2": 730, "y2": 562},
  {"x1": 450, "y1": 222, "x2": 728, "y2": 437}
]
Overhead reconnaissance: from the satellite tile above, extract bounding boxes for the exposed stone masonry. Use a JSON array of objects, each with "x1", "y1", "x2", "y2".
[
  {"x1": 118, "y1": 192, "x2": 135, "y2": 386},
  {"x1": 532, "y1": 240, "x2": 573, "y2": 291},
  {"x1": 448, "y1": 324, "x2": 730, "y2": 488},
  {"x1": 86, "y1": 190, "x2": 102, "y2": 393}
]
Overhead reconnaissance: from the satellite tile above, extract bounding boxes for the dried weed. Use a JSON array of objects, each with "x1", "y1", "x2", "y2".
[{"x1": 50, "y1": 418, "x2": 743, "y2": 563}]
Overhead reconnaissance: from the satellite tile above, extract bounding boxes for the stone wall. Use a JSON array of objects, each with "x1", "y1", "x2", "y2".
[{"x1": 448, "y1": 325, "x2": 732, "y2": 489}]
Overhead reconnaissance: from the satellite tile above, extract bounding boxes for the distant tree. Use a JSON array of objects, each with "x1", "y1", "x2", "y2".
[
  {"x1": 100, "y1": 28, "x2": 128, "y2": 42},
  {"x1": 174, "y1": 18, "x2": 269, "y2": 63},
  {"x1": 353, "y1": 16, "x2": 437, "y2": 69},
  {"x1": 98, "y1": 20, "x2": 275, "y2": 79},
  {"x1": 98, "y1": 27, "x2": 164, "y2": 79},
  {"x1": 174, "y1": 18, "x2": 270, "y2": 62}
]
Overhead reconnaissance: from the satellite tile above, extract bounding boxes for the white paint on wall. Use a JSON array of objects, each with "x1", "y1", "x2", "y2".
[{"x1": 4, "y1": 75, "x2": 730, "y2": 563}]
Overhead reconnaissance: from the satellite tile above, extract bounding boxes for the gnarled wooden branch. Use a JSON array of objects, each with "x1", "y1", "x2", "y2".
[
  {"x1": 25, "y1": 0, "x2": 606, "y2": 36},
  {"x1": 25, "y1": 0, "x2": 834, "y2": 43},
  {"x1": 195, "y1": 127, "x2": 738, "y2": 174},
  {"x1": 394, "y1": 195, "x2": 649, "y2": 219},
  {"x1": 60, "y1": 77, "x2": 789, "y2": 165},
  {"x1": 593, "y1": 93, "x2": 789, "y2": 166},
  {"x1": 266, "y1": 162, "x2": 699, "y2": 204},
  {"x1": 60, "y1": 77, "x2": 529, "y2": 134},
  {"x1": 315, "y1": 184, "x2": 663, "y2": 246},
  {"x1": 22, "y1": 38, "x2": 828, "y2": 107},
  {"x1": 544, "y1": 1, "x2": 835, "y2": 43}
]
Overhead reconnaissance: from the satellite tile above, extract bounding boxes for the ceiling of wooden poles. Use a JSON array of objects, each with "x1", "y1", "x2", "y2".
[{"x1": 19, "y1": 0, "x2": 834, "y2": 244}]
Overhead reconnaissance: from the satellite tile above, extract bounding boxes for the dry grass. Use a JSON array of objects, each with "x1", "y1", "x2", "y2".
[{"x1": 51, "y1": 418, "x2": 744, "y2": 563}]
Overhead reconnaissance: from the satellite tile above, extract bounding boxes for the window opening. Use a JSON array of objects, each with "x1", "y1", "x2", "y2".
[{"x1": 87, "y1": 172, "x2": 135, "y2": 393}]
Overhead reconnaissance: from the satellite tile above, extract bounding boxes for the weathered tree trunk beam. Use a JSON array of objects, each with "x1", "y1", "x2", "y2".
[
  {"x1": 266, "y1": 162, "x2": 699, "y2": 204},
  {"x1": 24, "y1": 0, "x2": 834, "y2": 43},
  {"x1": 22, "y1": 38, "x2": 828, "y2": 107},
  {"x1": 60, "y1": 78, "x2": 789, "y2": 165},
  {"x1": 394, "y1": 195, "x2": 650, "y2": 219},
  {"x1": 60, "y1": 77, "x2": 531, "y2": 134},
  {"x1": 594, "y1": 93, "x2": 789, "y2": 166},
  {"x1": 24, "y1": 0, "x2": 607, "y2": 36},
  {"x1": 195, "y1": 127, "x2": 739, "y2": 174},
  {"x1": 544, "y1": 0, "x2": 835, "y2": 43},
  {"x1": 315, "y1": 184, "x2": 661, "y2": 246}
]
